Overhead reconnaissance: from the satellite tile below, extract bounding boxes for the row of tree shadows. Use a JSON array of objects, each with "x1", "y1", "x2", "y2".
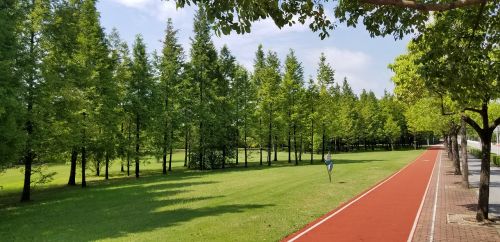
[{"x1": 0, "y1": 151, "x2": 399, "y2": 240}]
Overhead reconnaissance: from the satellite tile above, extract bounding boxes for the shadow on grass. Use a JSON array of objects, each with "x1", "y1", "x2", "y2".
[
  {"x1": 0, "y1": 154, "x2": 387, "y2": 204},
  {"x1": 0, "y1": 170, "x2": 274, "y2": 241}
]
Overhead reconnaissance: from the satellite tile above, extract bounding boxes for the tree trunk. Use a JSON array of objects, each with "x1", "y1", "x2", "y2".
[
  {"x1": 321, "y1": 126, "x2": 325, "y2": 163},
  {"x1": 184, "y1": 127, "x2": 188, "y2": 167},
  {"x1": 169, "y1": 129, "x2": 173, "y2": 171},
  {"x1": 477, "y1": 134, "x2": 492, "y2": 221},
  {"x1": 447, "y1": 135, "x2": 453, "y2": 159},
  {"x1": 81, "y1": 146, "x2": 86, "y2": 188},
  {"x1": 135, "y1": 114, "x2": 140, "y2": 178},
  {"x1": 299, "y1": 132, "x2": 303, "y2": 162},
  {"x1": 460, "y1": 116, "x2": 469, "y2": 188},
  {"x1": 259, "y1": 117, "x2": 263, "y2": 166},
  {"x1": 82, "y1": 112, "x2": 87, "y2": 188},
  {"x1": 120, "y1": 123, "x2": 124, "y2": 172},
  {"x1": 96, "y1": 159, "x2": 100, "y2": 176},
  {"x1": 244, "y1": 122, "x2": 248, "y2": 168},
  {"x1": 288, "y1": 125, "x2": 291, "y2": 163},
  {"x1": 268, "y1": 105, "x2": 272, "y2": 166},
  {"x1": 235, "y1": 130, "x2": 239, "y2": 166},
  {"x1": 310, "y1": 119, "x2": 314, "y2": 164},
  {"x1": 274, "y1": 135, "x2": 278, "y2": 162},
  {"x1": 163, "y1": 133, "x2": 167, "y2": 174},
  {"x1": 21, "y1": 147, "x2": 33, "y2": 202},
  {"x1": 451, "y1": 129, "x2": 461, "y2": 175},
  {"x1": 222, "y1": 145, "x2": 226, "y2": 169},
  {"x1": 127, "y1": 119, "x2": 131, "y2": 176},
  {"x1": 294, "y1": 124, "x2": 298, "y2": 165},
  {"x1": 105, "y1": 152, "x2": 109, "y2": 180},
  {"x1": 68, "y1": 148, "x2": 78, "y2": 186},
  {"x1": 414, "y1": 133, "x2": 417, "y2": 150}
]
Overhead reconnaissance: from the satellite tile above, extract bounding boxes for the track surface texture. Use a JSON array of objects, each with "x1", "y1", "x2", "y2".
[{"x1": 283, "y1": 147, "x2": 439, "y2": 242}]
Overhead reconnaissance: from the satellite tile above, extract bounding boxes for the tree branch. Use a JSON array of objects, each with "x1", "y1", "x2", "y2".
[
  {"x1": 359, "y1": 0, "x2": 489, "y2": 12},
  {"x1": 463, "y1": 107, "x2": 482, "y2": 114},
  {"x1": 490, "y1": 116, "x2": 500, "y2": 131},
  {"x1": 463, "y1": 115, "x2": 483, "y2": 134}
]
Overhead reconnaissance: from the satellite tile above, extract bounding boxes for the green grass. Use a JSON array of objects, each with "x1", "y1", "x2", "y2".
[{"x1": 0, "y1": 149, "x2": 423, "y2": 241}]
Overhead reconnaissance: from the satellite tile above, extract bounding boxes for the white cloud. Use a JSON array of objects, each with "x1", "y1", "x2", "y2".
[{"x1": 110, "y1": 0, "x2": 193, "y2": 22}]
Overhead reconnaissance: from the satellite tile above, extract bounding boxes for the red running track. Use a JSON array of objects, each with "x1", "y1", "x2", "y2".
[{"x1": 283, "y1": 148, "x2": 440, "y2": 242}]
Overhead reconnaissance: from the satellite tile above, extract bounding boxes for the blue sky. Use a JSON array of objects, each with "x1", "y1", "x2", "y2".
[{"x1": 97, "y1": 0, "x2": 412, "y2": 97}]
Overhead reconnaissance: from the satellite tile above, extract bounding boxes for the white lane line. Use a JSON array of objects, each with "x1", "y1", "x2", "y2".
[
  {"x1": 429, "y1": 151, "x2": 442, "y2": 242},
  {"x1": 407, "y1": 150, "x2": 439, "y2": 242},
  {"x1": 287, "y1": 151, "x2": 429, "y2": 242}
]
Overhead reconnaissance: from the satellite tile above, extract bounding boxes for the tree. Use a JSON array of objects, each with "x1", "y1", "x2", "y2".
[
  {"x1": 127, "y1": 35, "x2": 154, "y2": 178},
  {"x1": 188, "y1": 7, "x2": 222, "y2": 169},
  {"x1": 359, "y1": 90, "x2": 383, "y2": 150},
  {"x1": 233, "y1": 65, "x2": 254, "y2": 167},
  {"x1": 253, "y1": 44, "x2": 266, "y2": 165},
  {"x1": 157, "y1": 18, "x2": 184, "y2": 174},
  {"x1": 0, "y1": 0, "x2": 24, "y2": 173},
  {"x1": 305, "y1": 77, "x2": 319, "y2": 163},
  {"x1": 338, "y1": 78, "x2": 359, "y2": 151},
  {"x1": 218, "y1": 45, "x2": 237, "y2": 168},
  {"x1": 280, "y1": 49, "x2": 304, "y2": 165},
  {"x1": 108, "y1": 30, "x2": 133, "y2": 176},
  {"x1": 384, "y1": 116, "x2": 400, "y2": 151},
  {"x1": 15, "y1": 0, "x2": 48, "y2": 201},
  {"x1": 259, "y1": 51, "x2": 282, "y2": 166},
  {"x1": 316, "y1": 53, "x2": 336, "y2": 159}
]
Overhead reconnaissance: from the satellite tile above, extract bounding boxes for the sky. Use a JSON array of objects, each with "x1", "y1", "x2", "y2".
[{"x1": 97, "y1": 0, "x2": 413, "y2": 97}]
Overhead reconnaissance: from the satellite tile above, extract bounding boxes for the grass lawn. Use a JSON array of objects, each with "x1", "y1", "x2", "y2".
[{"x1": 0, "y1": 149, "x2": 424, "y2": 241}]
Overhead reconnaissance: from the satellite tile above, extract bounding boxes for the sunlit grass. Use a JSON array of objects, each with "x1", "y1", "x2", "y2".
[{"x1": 0, "y1": 149, "x2": 423, "y2": 241}]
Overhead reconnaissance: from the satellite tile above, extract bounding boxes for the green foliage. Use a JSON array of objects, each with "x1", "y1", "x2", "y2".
[
  {"x1": 404, "y1": 98, "x2": 448, "y2": 135},
  {"x1": 0, "y1": 0, "x2": 24, "y2": 168}
]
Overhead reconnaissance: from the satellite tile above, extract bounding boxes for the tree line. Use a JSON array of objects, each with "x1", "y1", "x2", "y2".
[{"x1": 1, "y1": 1, "x2": 431, "y2": 202}]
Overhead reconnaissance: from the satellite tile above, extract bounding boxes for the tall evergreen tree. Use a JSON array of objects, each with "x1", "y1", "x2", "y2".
[
  {"x1": 127, "y1": 35, "x2": 154, "y2": 178},
  {"x1": 253, "y1": 44, "x2": 266, "y2": 165},
  {"x1": 316, "y1": 53, "x2": 335, "y2": 160},
  {"x1": 233, "y1": 65, "x2": 254, "y2": 167},
  {"x1": 305, "y1": 77, "x2": 319, "y2": 163},
  {"x1": 259, "y1": 51, "x2": 281, "y2": 166},
  {"x1": 157, "y1": 18, "x2": 184, "y2": 174},
  {"x1": 218, "y1": 45, "x2": 237, "y2": 168},
  {"x1": 188, "y1": 7, "x2": 220, "y2": 169},
  {"x1": 281, "y1": 49, "x2": 304, "y2": 165}
]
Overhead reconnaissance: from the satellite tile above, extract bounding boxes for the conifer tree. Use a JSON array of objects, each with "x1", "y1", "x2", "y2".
[
  {"x1": 259, "y1": 51, "x2": 281, "y2": 166},
  {"x1": 281, "y1": 49, "x2": 304, "y2": 165},
  {"x1": 316, "y1": 53, "x2": 335, "y2": 160},
  {"x1": 189, "y1": 7, "x2": 220, "y2": 169},
  {"x1": 158, "y1": 18, "x2": 184, "y2": 173},
  {"x1": 253, "y1": 44, "x2": 266, "y2": 165},
  {"x1": 127, "y1": 35, "x2": 154, "y2": 178}
]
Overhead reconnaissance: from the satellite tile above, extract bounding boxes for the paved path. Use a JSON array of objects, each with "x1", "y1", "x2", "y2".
[
  {"x1": 283, "y1": 148, "x2": 439, "y2": 242},
  {"x1": 411, "y1": 149, "x2": 500, "y2": 241}
]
